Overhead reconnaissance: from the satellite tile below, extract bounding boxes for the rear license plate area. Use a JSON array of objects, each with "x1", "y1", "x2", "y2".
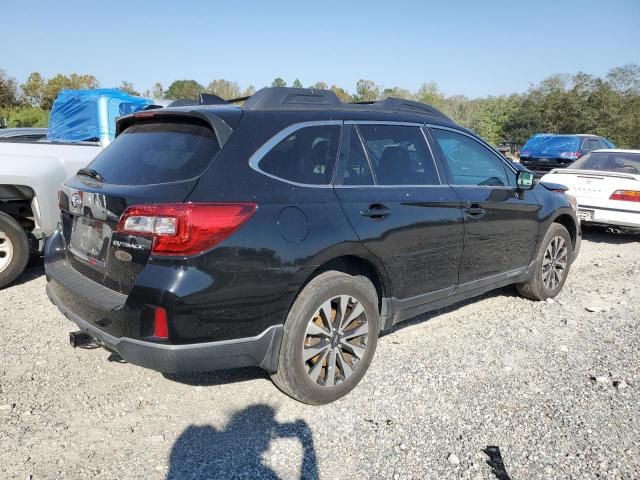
[
  {"x1": 68, "y1": 216, "x2": 112, "y2": 268},
  {"x1": 577, "y1": 208, "x2": 594, "y2": 222}
]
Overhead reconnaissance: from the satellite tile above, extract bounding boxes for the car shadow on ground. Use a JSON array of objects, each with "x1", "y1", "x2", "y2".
[
  {"x1": 11, "y1": 256, "x2": 44, "y2": 287},
  {"x1": 166, "y1": 404, "x2": 319, "y2": 480},
  {"x1": 163, "y1": 366, "x2": 268, "y2": 387},
  {"x1": 581, "y1": 225, "x2": 638, "y2": 244}
]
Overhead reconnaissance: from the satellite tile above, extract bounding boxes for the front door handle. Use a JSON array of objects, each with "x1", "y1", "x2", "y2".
[{"x1": 360, "y1": 204, "x2": 391, "y2": 219}]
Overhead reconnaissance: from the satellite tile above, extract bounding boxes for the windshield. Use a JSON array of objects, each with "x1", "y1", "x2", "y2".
[
  {"x1": 87, "y1": 120, "x2": 220, "y2": 185},
  {"x1": 569, "y1": 151, "x2": 640, "y2": 174},
  {"x1": 520, "y1": 136, "x2": 580, "y2": 156}
]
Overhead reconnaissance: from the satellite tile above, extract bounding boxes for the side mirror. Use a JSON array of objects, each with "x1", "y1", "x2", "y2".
[{"x1": 516, "y1": 170, "x2": 536, "y2": 190}]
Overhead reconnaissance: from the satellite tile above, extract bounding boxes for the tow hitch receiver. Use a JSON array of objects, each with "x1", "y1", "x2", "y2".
[{"x1": 69, "y1": 331, "x2": 94, "y2": 348}]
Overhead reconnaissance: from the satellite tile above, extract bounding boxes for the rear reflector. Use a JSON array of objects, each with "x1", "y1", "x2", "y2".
[
  {"x1": 609, "y1": 190, "x2": 640, "y2": 202},
  {"x1": 153, "y1": 307, "x2": 169, "y2": 339},
  {"x1": 117, "y1": 203, "x2": 257, "y2": 255}
]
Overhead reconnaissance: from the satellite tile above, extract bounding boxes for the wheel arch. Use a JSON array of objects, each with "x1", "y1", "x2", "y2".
[
  {"x1": 292, "y1": 254, "x2": 391, "y2": 315},
  {"x1": 551, "y1": 212, "x2": 577, "y2": 249}
]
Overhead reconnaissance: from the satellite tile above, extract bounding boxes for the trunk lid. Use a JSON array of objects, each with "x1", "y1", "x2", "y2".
[
  {"x1": 59, "y1": 180, "x2": 198, "y2": 294},
  {"x1": 57, "y1": 115, "x2": 227, "y2": 294}
]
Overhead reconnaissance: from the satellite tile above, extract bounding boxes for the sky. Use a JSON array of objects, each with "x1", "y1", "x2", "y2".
[{"x1": 2, "y1": 0, "x2": 639, "y2": 99}]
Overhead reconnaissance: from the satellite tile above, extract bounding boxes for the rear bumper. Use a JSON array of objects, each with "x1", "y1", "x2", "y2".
[
  {"x1": 46, "y1": 283, "x2": 283, "y2": 374},
  {"x1": 579, "y1": 204, "x2": 640, "y2": 230}
]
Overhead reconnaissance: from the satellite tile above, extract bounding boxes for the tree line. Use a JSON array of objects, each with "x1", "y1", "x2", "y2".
[{"x1": 1, "y1": 65, "x2": 639, "y2": 148}]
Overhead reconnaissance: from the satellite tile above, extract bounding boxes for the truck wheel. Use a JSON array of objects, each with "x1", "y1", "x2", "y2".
[
  {"x1": 0, "y1": 212, "x2": 29, "y2": 289},
  {"x1": 517, "y1": 223, "x2": 573, "y2": 301},
  {"x1": 270, "y1": 271, "x2": 379, "y2": 405}
]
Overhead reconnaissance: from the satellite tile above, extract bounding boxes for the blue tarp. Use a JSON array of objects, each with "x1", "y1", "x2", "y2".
[{"x1": 47, "y1": 89, "x2": 152, "y2": 143}]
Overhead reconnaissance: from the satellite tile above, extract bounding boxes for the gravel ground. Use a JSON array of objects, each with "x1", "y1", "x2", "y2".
[{"x1": 1, "y1": 227, "x2": 639, "y2": 479}]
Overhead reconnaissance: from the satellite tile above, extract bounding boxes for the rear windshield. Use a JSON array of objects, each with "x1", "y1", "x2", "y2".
[
  {"x1": 520, "y1": 136, "x2": 580, "y2": 156},
  {"x1": 87, "y1": 120, "x2": 220, "y2": 185},
  {"x1": 569, "y1": 151, "x2": 640, "y2": 174}
]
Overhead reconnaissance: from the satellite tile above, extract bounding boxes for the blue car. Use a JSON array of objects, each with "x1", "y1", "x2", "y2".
[{"x1": 519, "y1": 134, "x2": 615, "y2": 173}]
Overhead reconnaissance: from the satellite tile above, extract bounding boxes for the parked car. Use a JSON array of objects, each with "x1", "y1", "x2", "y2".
[
  {"x1": 45, "y1": 87, "x2": 581, "y2": 404},
  {"x1": 0, "y1": 128, "x2": 48, "y2": 141},
  {"x1": 541, "y1": 149, "x2": 640, "y2": 232},
  {"x1": 0, "y1": 89, "x2": 151, "y2": 289},
  {"x1": 520, "y1": 134, "x2": 615, "y2": 173}
]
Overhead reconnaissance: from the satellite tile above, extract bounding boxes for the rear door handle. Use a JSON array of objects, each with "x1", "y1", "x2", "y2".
[
  {"x1": 464, "y1": 206, "x2": 486, "y2": 217},
  {"x1": 360, "y1": 204, "x2": 391, "y2": 219}
]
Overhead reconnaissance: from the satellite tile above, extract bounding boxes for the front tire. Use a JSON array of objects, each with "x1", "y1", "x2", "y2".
[
  {"x1": 271, "y1": 271, "x2": 379, "y2": 405},
  {"x1": 0, "y1": 212, "x2": 29, "y2": 290},
  {"x1": 517, "y1": 223, "x2": 572, "y2": 301}
]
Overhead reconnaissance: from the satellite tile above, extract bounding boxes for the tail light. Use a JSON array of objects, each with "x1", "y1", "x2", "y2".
[
  {"x1": 559, "y1": 151, "x2": 581, "y2": 160},
  {"x1": 609, "y1": 190, "x2": 640, "y2": 202},
  {"x1": 117, "y1": 203, "x2": 257, "y2": 255}
]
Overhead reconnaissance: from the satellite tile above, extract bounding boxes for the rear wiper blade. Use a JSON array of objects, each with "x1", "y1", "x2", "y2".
[{"x1": 76, "y1": 168, "x2": 105, "y2": 182}]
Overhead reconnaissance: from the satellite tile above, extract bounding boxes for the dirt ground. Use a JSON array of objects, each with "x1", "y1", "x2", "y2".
[{"x1": 1, "y1": 226, "x2": 638, "y2": 479}]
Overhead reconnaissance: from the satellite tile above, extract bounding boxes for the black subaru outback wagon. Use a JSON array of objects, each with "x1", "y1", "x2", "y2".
[{"x1": 46, "y1": 87, "x2": 581, "y2": 404}]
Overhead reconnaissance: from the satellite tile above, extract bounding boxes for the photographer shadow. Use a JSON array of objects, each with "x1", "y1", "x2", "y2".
[{"x1": 167, "y1": 404, "x2": 318, "y2": 480}]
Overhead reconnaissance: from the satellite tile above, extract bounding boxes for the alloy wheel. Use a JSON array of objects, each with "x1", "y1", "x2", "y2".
[
  {"x1": 302, "y1": 295, "x2": 369, "y2": 387},
  {"x1": 542, "y1": 235, "x2": 568, "y2": 291},
  {"x1": 0, "y1": 230, "x2": 14, "y2": 274}
]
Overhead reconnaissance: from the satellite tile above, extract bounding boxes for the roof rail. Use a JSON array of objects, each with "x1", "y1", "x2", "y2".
[
  {"x1": 369, "y1": 98, "x2": 451, "y2": 121},
  {"x1": 243, "y1": 87, "x2": 341, "y2": 110}
]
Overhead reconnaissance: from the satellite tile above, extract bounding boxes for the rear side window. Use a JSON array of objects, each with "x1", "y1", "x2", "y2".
[
  {"x1": 88, "y1": 121, "x2": 220, "y2": 185},
  {"x1": 431, "y1": 128, "x2": 510, "y2": 186},
  {"x1": 357, "y1": 125, "x2": 439, "y2": 185},
  {"x1": 341, "y1": 126, "x2": 374, "y2": 185},
  {"x1": 259, "y1": 125, "x2": 340, "y2": 185}
]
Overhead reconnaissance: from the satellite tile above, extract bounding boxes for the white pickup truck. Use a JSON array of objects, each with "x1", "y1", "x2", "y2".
[{"x1": 0, "y1": 89, "x2": 151, "y2": 288}]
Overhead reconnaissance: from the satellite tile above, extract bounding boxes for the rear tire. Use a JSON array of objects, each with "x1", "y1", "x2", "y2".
[
  {"x1": 517, "y1": 223, "x2": 572, "y2": 301},
  {"x1": 270, "y1": 271, "x2": 379, "y2": 405},
  {"x1": 0, "y1": 212, "x2": 29, "y2": 289}
]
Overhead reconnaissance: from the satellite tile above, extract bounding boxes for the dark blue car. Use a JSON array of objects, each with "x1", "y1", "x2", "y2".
[{"x1": 520, "y1": 134, "x2": 614, "y2": 173}]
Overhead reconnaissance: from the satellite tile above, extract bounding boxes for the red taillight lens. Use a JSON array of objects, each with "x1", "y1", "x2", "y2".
[
  {"x1": 153, "y1": 307, "x2": 169, "y2": 339},
  {"x1": 117, "y1": 203, "x2": 257, "y2": 255},
  {"x1": 609, "y1": 190, "x2": 640, "y2": 202}
]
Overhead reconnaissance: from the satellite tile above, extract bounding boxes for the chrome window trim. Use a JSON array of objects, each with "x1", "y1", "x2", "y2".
[
  {"x1": 334, "y1": 184, "x2": 454, "y2": 189},
  {"x1": 426, "y1": 124, "x2": 519, "y2": 188},
  {"x1": 345, "y1": 120, "x2": 424, "y2": 127},
  {"x1": 248, "y1": 120, "x2": 343, "y2": 188}
]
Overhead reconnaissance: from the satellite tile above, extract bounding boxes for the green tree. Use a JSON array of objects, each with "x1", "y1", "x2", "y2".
[
  {"x1": 330, "y1": 85, "x2": 352, "y2": 103},
  {"x1": 242, "y1": 85, "x2": 257, "y2": 97},
  {"x1": 310, "y1": 81, "x2": 328, "y2": 90},
  {"x1": 354, "y1": 79, "x2": 379, "y2": 102},
  {"x1": 382, "y1": 86, "x2": 413, "y2": 99},
  {"x1": 41, "y1": 73, "x2": 99, "y2": 109},
  {"x1": 292, "y1": 78, "x2": 303, "y2": 88},
  {"x1": 0, "y1": 70, "x2": 21, "y2": 108},
  {"x1": 119, "y1": 81, "x2": 140, "y2": 96},
  {"x1": 21, "y1": 72, "x2": 45, "y2": 106},
  {"x1": 152, "y1": 82, "x2": 164, "y2": 100},
  {"x1": 165, "y1": 80, "x2": 204, "y2": 99},
  {"x1": 271, "y1": 77, "x2": 287, "y2": 88},
  {"x1": 206, "y1": 79, "x2": 241, "y2": 99}
]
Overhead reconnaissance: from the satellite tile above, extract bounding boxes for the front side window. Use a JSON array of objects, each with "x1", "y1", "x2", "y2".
[
  {"x1": 259, "y1": 125, "x2": 340, "y2": 185},
  {"x1": 431, "y1": 128, "x2": 510, "y2": 186},
  {"x1": 357, "y1": 125, "x2": 439, "y2": 185}
]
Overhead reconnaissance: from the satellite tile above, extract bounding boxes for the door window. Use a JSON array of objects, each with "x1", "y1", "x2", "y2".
[
  {"x1": 340, "y1": 126, "x2": 374, "y2": 185},
  {"x1": 430, "y1": 128, "x2": 511, "y2": 187},
  {"x1": 357, "y1": 125, "x2": 439, "y2": 185},
  {"x1": 259, "y1": 125, "x2": 341, "y2": 185}
]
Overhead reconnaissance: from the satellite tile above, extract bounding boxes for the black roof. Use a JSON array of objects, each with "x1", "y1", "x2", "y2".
[{"x1": 152, "y1": 87, "x2": 453, "y2": 123}]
